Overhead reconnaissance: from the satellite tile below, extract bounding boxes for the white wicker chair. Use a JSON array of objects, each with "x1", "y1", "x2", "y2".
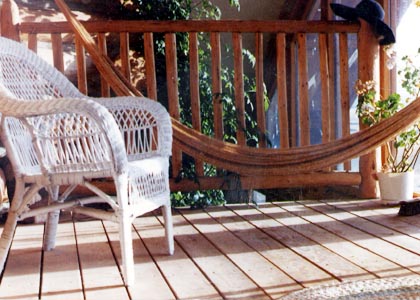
[{"x1": 0, "y1": 36, "x2": 174, "y2": 286}]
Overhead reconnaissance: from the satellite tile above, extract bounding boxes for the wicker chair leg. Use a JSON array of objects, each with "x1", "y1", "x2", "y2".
[
  {"x1": 43, "y1": 209, "x2": 60, "y2": 251},
  {"x1": 0, "y1": 179, "x2": 25, "y2": 272},
  {"x1": 0, "y1": 210, "x2": 17, "y2": 272},
  {"x1": 162, "y1": 204, "x2": 174, "y2": 255},
  {"x1": 43, "y1": 186, "x2": 60, "y2": 251},
  {"x1": 119, "y1": 214, "x2": 134, "y2": 286}
]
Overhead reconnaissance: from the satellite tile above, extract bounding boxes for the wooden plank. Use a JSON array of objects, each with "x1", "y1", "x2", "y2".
[
  {"x1": 74, "y1": 220, "x2": 129, "y2": 300},
  {"x1": 319, "y1": 33, "x2": 330, "y2": 144},
  {"x1": 0, "y1": 223, "x2": 44, "y2": 300},
  {"x1": 164, "y1": 33, "x2": 182, "y2": 178},
  {"x1": 255, "y1": 32, "x2": 266, "y2": 147},
  {"x1": 144, "y1": 32, "x2": 157, "y2": 100},
  {"x1": 278, "y1": 202, "x2": 412, "y2": 278},
  {"x1": 250, "y1": 203, "x2": 375, "y2": 281},
  {"x1": 171, "y1": 211, "x2": 269, "y2": 299},
  {"x1": 119, "y1": 32, "x2": 131, "y2": 80},
  {"x1": 4, "y1": 201, "x2": 420, "y2": 298},
  {"x1": 170, "y1": 172, "x2": 361, "y2": 192},
  {"x1": 297, "y1": 33, "x2": 310, "y2": 146},
  {"x1": 210, "y1": 32, "x2": 224, "y2": 141},
  {"x1": 230, "y1": 205, "x2": 337, "y2": 287},
  {"x1": 102, "y1": 220, "x2": 175, "y2": 300},
  {"x1": 290, "y1": 40, "x2": 297, "y2": 147},
  {"x1": 189, "y1": 32, "x2": 204, "y2": 176},
  {"x1": 0, "y1": 0, "x2": 20, "y2": 41},
  {"x1": 329, "y1": 199, "x2": 420, "y2": 240},
  {"x1": 232, "y1": 32, "x2": 246, "y2": 146},
  {"x1": 321, "y1": 200, "x2": 420, "y2": 254},
  {"x1": 28, "y1": 33, "x2": 38, "y2": 52},
  {"x1": 75, "y1": 37, "x2": 88, "y2": 95},
  {"x1": 276, "y1": 33, "x2": 290, "y2": 149},
  {"x1": 165, "y1": 33, "x2": 180, "y2": 119},
  {"x1": 41, "y1": 222, "x2": 84, "y2": 300},
  {"x1": 205, "y1": 206, "x2": 304, "y2": 295},
  {"x1": 97, "y1": 33, "x2": 111, "y2": 97},
  {"x1": 339, "y1": 33, "x2": 351, "y2": 170},
  {"x1": 19, "y1": 20, "x2": 360, "y2": 35},
  {"x1": 51, "y1": 33, "x2": 64, "y2": 73},
  {"x1": 181, "y1": 208, "x2": 294, "y2": 299},
  {"x1": 133, "y1": 214, "x2": 221, "y2": 300},
  {"x1": 361, "y1": 199, "x2": 420, "y2": 230},
  {"x1": 304, "y1": 200, "x2": 420, "y2": 274}
]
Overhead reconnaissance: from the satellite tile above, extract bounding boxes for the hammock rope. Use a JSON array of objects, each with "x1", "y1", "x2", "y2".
[{"x1": 55, "y1": 0, "x2": 420, "y2": 176}]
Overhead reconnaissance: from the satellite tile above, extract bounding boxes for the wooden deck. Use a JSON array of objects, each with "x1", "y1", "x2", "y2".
[{"x1": 1, "y1": 199, "x2": 420, "y2": 299}]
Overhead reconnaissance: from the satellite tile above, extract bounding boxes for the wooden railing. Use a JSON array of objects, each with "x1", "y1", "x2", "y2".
[{"x1": 0, "y1": 0, "x2": 382, "y2": 198}]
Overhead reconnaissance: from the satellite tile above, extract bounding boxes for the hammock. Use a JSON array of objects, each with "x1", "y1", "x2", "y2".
[{"x1": 54, "y1": 0, "x2": 420, "y2": 176}]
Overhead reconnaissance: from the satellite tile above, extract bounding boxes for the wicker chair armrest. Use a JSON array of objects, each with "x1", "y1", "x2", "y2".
[
  {"x1": 92, "y1": 96, "x2": 172, "y2": 159},
  {"x1": 0, "y1": 96, "x2": 128, "y2": 175}
]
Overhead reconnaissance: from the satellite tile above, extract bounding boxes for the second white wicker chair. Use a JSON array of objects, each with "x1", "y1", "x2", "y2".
[{"x1": 0, "y1": 36, "x2": 174, "y2": 286}]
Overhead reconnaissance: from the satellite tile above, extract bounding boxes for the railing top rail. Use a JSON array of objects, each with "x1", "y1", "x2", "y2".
[{"x1": 19, "y1": 19, "x2": 360, "y2": 34}]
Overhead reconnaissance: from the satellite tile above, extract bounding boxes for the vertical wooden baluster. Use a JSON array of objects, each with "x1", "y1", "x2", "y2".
[
  {"x1": 144, "y1": 32, "x2": 157, "y2": 100},
  {"x1": 319, "y1": 33, "x2": 332, "y2": 172},
  {"x1": 119, "y1": 32, "x2": 130, "y2": 80},
  {"x1": 297, "y1": 33, "x2": 310, "y2": 146},
  {"x1": 189, "y1": 32, "x2": 204, "y2": 176},
  {"x1": 319, "y1": 33, "x2": 331, "y2": 145},
  {"x1": 97, "y1": 33, "x2": 111, "y2": 97},
  {"x1": 276, "y1": 33, "x2": 289, "y2": 149},
  {"x1": 27, "y1": 34, "x2": 38, "y2": 52},
  {"x1": 165, "y1": 33, "x2": 182, "y2": 178},
  {"x1": 339, "y1": 32, "x2": 351, "y2": 170},
  {"x1": 51, "y1": 33, "x2": 64, "y2": 73},
  {"x1": 233, "y1": 32, "x2": 246, "y2": 146},
  {"x1": 75, "y1": 37, "x2": 88, "y2": 95},
  {"x1": 290, "y1": 41, "x2": 297, "y2": 147},
  {"x1": 255, "y1": 32, "x2": 266, "y2": 148},
  {"x1": 328, "y1": 35, "x2": 336, "y2": 144},
  {"x1": 210, "y1": 32, "x2": 224, "y2": 141}
]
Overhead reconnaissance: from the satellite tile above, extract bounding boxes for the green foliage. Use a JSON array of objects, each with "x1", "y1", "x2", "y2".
[
  {"x1": 356, "y1": 49, "x2": 420, "y2": 173},
  {"x1": 356, "y1": 84, "x2": 402, "y2": 126},
  {"x1": 118, "y1": 0, "x2": 265, "y2": 208},
  {"x1": 120, "y1": 0, "x2": 239, "y2": 20}
]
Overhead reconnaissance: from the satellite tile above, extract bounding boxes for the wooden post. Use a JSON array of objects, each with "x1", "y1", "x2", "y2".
[
  {"x1": 0, "y1": 0, "x2": 20, "y2": 41},
  {"x1": 358, "y1": 19, "x2": 380, "y2": 198}
]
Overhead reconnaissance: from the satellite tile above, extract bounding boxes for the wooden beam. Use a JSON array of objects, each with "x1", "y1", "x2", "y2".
[{"x1": 0, "y1": 0, "x2": 20, "y2": 41}]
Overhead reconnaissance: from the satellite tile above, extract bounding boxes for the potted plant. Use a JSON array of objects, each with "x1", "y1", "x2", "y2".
[{"x1": 356, "y1": 51, "x2": 420, "y2": 203}]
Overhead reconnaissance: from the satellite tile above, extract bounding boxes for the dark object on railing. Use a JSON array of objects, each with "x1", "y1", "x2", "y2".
[
  {"x1": 330, "y1": 0, "x2": 395, "y2": 45},
  {"x1": 398, "y1": 199, "x2": 420, "y2": 216}
]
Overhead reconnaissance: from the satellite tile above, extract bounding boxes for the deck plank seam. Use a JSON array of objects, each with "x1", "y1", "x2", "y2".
[
  {"x1": 203, "y1": 207, "x2": 301, "y2": 298},
  {"x1": 133, "y1": 213, "x2": 180, "y2": 300},
  {"x1": 224, "y1": 204, "x2": 341, "y2": 284},
  {"x1": 301, "y1": 200, "x2": 420, "y2": 276},
  {"x1": 217, "y1": 205, "x2": 306, "y2": 290},
  {"x1": 250, "y1": 202, "x2": 351, "y2": 282},
  {"x1": 175, "y1": 208, "x2": 273, "y2": 300},
  {"x1": 317, "y1": 200, "x2": 420, "y2": 258},
  {"x1": 275, "y1": 201, "x2": 391, "y2": 280}
]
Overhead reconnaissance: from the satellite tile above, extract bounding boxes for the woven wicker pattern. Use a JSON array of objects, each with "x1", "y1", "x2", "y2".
[
  {"x1": 281, "y1": 276, "x2": 420, "y2": 300},
  {"x1": 0, "y1": 36, "x2": 173, "y2": 286}
]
